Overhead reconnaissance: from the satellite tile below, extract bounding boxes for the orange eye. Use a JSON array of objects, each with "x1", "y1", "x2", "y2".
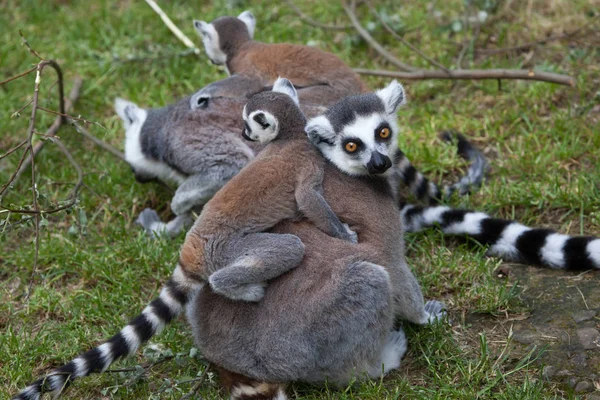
[
  {"x1": 345, "y1": 142, "x2": 358, "y2": 153},
  {"x1": 379, "y1": 127, "x2": 391, "y2": 139}
]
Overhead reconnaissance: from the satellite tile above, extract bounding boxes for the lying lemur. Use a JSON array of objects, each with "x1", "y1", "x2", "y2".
[
  {"x1": 190, "y1": 10, "x2": 368, "y2": 107},
  {"x1": 14, "y1": 80, "x2": 447, "y2": 400}
]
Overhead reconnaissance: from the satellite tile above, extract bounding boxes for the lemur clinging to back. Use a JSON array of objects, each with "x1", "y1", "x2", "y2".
[{"x1": 14, "y1": 80, "x2": 447, "y2": 400}]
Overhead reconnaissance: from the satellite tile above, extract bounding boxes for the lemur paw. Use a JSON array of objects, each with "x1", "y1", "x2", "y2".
[
  {"x1": 342, "y1": 223, "x2": 358, "y2": 244},
  {"x1": 424, "y1": 300, "x2": 447, "y2": 324},
  {"x1": 137, "y1": 208, "x2": 168, "y2": 239},
  {"x1": 209, "y1": 273, "x2": 266, "y2": 302}
]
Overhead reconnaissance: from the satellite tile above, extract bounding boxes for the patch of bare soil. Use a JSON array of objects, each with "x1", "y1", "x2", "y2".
[{"x1": 468, "y1": 266, "x2": 600, "y2": 394}]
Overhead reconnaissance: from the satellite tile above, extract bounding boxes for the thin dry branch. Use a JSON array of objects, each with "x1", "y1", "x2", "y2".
[
  {"x1": 284, "y1": 0, "x2": 352, "y2": 30},
  {"x1": 365, "y1": 1, "x2": 450, "y2": 73},
  {"x1": 476, "y1": 20, "x2": 597, "y2": 56},
  {"x1": 72, "y1": 121, "x2": 125, "y2": 161},
  {"x1": 10, "y1": 76, "x2": 82, "y2": 186},
  {"x1": 341, "y1": 0, "x2": 417, "y2": 72},
  {"x1": 144, "y1": 0, "x2": 200, "y2": 54},
  {"x1": 354, "y1": 68, "x2": 576, "y2": 86}
]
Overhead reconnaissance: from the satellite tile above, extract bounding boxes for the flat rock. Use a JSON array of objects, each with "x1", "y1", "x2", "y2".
[
  {"x1": 586, "y1": 395, "x2": 600, "y2": 400},
  {"x1": 513, "y1": 331, "x2": 538, "y2": 345},
  {"x1": 575, "y1": 380, "x2": 593, "y2": 393},
  {"x1": 542, "y1": 365, "x2": 558, "y2": 379},
  {"x1": 577, "y1": 328, "x2": 600, "y2": 350},
  {"x1": 572, "y1": 352, "x2": 588, "y2": 368},
  {"x1": 574, "y1": 310, "x2": 597, "y2": 323}
]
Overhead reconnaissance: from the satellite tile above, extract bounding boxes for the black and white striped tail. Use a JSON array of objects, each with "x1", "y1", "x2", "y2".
[
  {"x1": 401, "y1": 205, "x2": 600, "y2": 270},
  {"x1": 13, "y1": 266, "x2": 199, "y2": 400},
  {"x1": 394, "y1": 131, "x2": 489, "y2": 205}
]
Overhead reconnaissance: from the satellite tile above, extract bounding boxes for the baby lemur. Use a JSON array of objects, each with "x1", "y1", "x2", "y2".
[
  {"x1": 190, "y1": 10, "x2": 369, "y2": 108},
  {"x1": 14, "y1": 80, "x2": 445, "y2": 400}
]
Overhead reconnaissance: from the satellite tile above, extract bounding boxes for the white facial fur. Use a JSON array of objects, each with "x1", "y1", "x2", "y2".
[
  {"x1": 243, "y1": 107, "x2": 279, "y2": 144},
  {"x1": 272, "y1": 77, "x2": 299, "y2": 105},
  {"x1": 321, "y1": 114, "x2": 399, "y2": 176},
  {"x1": 115, "y1": 98, "x2": 186, "y2": 184},
  {"x1": 306, "y1": 80, "x2": 406, "y2": 176},
  {"x1": 237, "y1": 10, "x2": 256, "y2": 38},
  {"x1": 193, "y1": 20, "x2": 228, "y2": 67}
]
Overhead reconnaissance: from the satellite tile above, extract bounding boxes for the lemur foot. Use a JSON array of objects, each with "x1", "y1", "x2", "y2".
[
  {"x1": 424, "y1": 300, "x2": 447, "y2": 324},
  {"x1": 369, "y1": 329, "x2": 407, "y2": 377},
  {"x1": 342, "y1": 223, "x2": 358, "y2": 244},
  {"x1": 137, "y1": 208, "x2": 169, "y2": 239},
  {"x1": 209, "y1": 272, "x2": 266, "y2": 302}
]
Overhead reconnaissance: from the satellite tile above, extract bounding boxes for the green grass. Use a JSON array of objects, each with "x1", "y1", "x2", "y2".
[{"x1": 1, "y1": 0, "x2": 598, "y2": 398}]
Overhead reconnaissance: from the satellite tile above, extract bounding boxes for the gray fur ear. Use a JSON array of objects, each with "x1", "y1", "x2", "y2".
[
  {"x1": 376, "y1": 80, "x2": 406, "y2": 114},
  {"x1": 193, "y1": 20, "x2": 210, "y2": 37},
  {"x1": 272, "y1": 77, "x2": 299, "y2": 106},
  {"x1": 305, "y1": 115, "x2": 336, "y2": 146},
  {"x1": 237, "y1": 10, "x2": 256, "y2": 38},
  {"x1": 114, "y1": 98, "x2": 142, "y2": 127}
]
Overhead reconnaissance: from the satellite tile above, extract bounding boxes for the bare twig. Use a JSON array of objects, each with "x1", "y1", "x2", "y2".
[
  {"x1": 0, "y1": 66, "x2": 37, "y2": 86},
  {"x1": 71, "y1": 121, "x2": 125, "y2": 161},
  {"x1": 341, "y1": 0, "x2": 417, "y2": 72},
  {"x1": 19, "y1": 30, "x2": 45, "y2": 60},
  {"x1": 144, "y1": 0, "x2": 201, "y2": 55},
  {"x1": 365, "y1": 1, "x2": 450, "y2": 73},
  {"x1": 0, "y1": 140, "x2": 28, "y2": 160},
  {"x1": 476, "y1": 21, "x2": 597, "y2": 56},
  {"x1": 284, "y1": 0, "x2": 352, "y2": 30},
  {"x1": 180, "y1": 364, "x2": 211, "y2": 400},
  {"x1": 9, "y1": 75, "x2": 82, "y2": 187},
  {"x1": 354, "y1": 68, "x2": 576, "y2": 86}
]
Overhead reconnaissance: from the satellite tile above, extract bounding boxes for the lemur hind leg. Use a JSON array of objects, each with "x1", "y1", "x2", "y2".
[
  {"x1": 136, "y1": 209, "x2": 193, "y2": 238},
  {"x1": 367, "y1": 328, "x2": 408, "y2": 378},
  {"x1": 208, "y1": 233, "x2": 306, "y2": 302},
  {"x1": 391, "y1": 260, "x2": 447, "y2": 325},
  {"x1": 170, "y1": 175, "x2": 226, "y2": 216}
]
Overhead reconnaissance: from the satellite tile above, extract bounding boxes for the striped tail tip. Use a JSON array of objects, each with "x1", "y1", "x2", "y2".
[
  {"x1": 12, "y1": 276, "x2": 193, "y2": 399},
  {"x1": 230, "y1": 382, "x2": 288, "y2": 400}
]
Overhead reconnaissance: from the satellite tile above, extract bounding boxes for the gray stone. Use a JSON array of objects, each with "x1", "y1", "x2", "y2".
[
  {"x1": 556, "y1": 369, "x2": 572, "y2": 377},
  {"x1": 577, "y1": 328, "x2": 600, "y2": 350},
  {"x1": 568, "y1": 377, "x2": 579, "y2": 388},
  {"x1": 572, "y1": 352, "x2": 588, "y2": 368},
  {"x1": 542, "y1": 365, "x2": 558, "y2": 379},
  {"x1": 573, "y1": 310, "x2": 597, "y2": 323},
  {"x1": 513, "y1": 331, "x2": 538, "y2": 345},
  {"x1": 586, "y1": 395, "x2": 600, "y2": 400},
  {"x1": 575, "y1": 380, "x2": 593, "y2": 393}
]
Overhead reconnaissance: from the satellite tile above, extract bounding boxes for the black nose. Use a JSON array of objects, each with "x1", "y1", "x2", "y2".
[
  {"x1": 367, "y1": 151, "x2": 392, "y2": 174},
  {"x1": 242, "y1": 128, "x2": 254, "y2": 141}
]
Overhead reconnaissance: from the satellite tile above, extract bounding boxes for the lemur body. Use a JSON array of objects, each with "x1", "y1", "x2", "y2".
[
  {"x1": 191, "y1": 11, "x2": 369, "y2": 108},
  {"x1": 14, "y1": 81, "x2": 446, "y2": 400}
]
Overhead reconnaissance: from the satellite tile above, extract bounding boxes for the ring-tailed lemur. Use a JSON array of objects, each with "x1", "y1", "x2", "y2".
[
  {"x1": 116, "y1": 83, "x2": 485, "y2": 239},
  {"x1": 401, "y1": 205, "x2": 600, "y2": 270},
  {"x1": 13, "y1": 80, "x2": 446, "y2": 400},
  {"x1": 190, "y1": 10, "x2": 369, "y2": 109}
]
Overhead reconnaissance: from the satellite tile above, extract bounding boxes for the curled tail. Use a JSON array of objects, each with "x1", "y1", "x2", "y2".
[
  {"x1": 13, "y1": 266, "x2": 200, "y2": 400},
  {"x1": 218, "y1": 367, "x2": 288, "y2": 400},
  {"x1": 401, "y1": 205, "x2": 600, "y2": 270},
  {"x1": 394, "y1": 131, "x2": 489, "y2": 205}
]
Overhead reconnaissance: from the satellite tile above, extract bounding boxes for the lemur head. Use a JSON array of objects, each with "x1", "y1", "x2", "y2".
[
  {"x1": 241, "y1": 77, "x2": 305, "y2": 144},
  {"x1": 193, "y1": 11, "x2": 256, "y2": 65},
  {"x1": 305, "y1": 80, "x2": 406, "y2": 176}
]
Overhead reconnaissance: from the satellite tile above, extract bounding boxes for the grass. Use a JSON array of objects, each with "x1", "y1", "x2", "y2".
[{"x1": 1, "y1": 0, "x2": 599, "y2": 398}]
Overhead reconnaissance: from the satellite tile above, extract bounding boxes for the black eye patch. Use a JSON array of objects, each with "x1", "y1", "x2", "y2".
[
  {"x1": 341, "y1": 138, "x2": 364, "y2": 154},
  {"x1": 253, "y1": 113, "x2": 270, "y2": 129},
  {"x1": 374, "y1": 122, "x2": 393, "y2": 142}
]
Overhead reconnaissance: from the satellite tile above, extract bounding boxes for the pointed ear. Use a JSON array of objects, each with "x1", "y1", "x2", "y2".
[
  {"x1": 114, "y1": 98, "x2": 142, "y2": 127},
  {"x1": 305, "y1": 115, "x2": 336, "y2": 147},
  {"x1": 237, "y1": 10, "x2": 256, "y2": 38},
  {"x1": 272, "y1": 77, "x2": 299, "y2": 106},
  {"x1": 376, "y1": 80, "x2": 406, "y2": 114},
  {"x1": 193, "y1": 20, "x2": 210, "y2": 37}
]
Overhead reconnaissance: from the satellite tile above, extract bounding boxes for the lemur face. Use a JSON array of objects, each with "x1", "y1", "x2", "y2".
[
  {"x1": 193, "y1": 11, "x2": 256, "y2": 66},
  {"x1": 306, "y1": 80, "x2": 406, "y2": 177},
  {"x1": 241, "y1": 77, "x2": 299, "y2": 144}
]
